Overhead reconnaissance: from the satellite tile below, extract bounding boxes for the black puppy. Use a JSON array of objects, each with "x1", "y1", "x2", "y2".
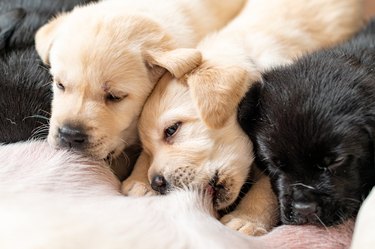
[
  {"x1": 0, "y1": 0, "x2": 96, "y2": 143},
  {"x1": 238, "y1": 19, "x2": 375, "y2": 226},
  {"x1": 0, "y1": 0, "x2": 96, "y2": 50}
]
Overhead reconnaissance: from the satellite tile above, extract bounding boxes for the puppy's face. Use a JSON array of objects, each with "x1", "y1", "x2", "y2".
[
  {"x1": 241, "y1": 60, "x2": 375, "y2": 226},
  {"x1": 139, "y1": 73, "x2": 253, "y2": 210},
  {"x1": 35, "y1": 6, "x2": 197, "y2": 159}
]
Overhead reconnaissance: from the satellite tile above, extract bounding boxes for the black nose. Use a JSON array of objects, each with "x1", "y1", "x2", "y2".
[
  {"x1": 151, "y1": 175, "x2": 168, "y2": 194},
  {"x1": 293, "y1": 202, "x2": 317, "y2": 216},
  {"x1": 58, "y1": 125, "x2": 87, "y2": 149}
]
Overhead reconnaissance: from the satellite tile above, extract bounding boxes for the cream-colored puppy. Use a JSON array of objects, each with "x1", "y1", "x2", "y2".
[
  {"x1": 123, "y1": 0, "x2": 364, "y2": 235},
  {"x1": 35, "y1": 0, "x2": 246, "y2": 160}
]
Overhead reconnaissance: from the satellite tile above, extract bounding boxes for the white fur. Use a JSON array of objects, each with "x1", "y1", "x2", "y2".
[{"x1": 0, "y1": 141, "x2": 354, "y2": 249}]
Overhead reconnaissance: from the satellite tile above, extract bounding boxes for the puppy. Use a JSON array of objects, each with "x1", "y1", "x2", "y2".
[
  {"x1": 0, "y1": 0, "x2": 96, "y2": 143},
  {"x1": 0, "y1": 48, "x2": 52, "y2": 143},
  {"x1": 0, "y1": 140, "x2": 355, "y2": 249},
  {"x1": 123, "y1": 0, "x2": 364, "y2": 235},
  {"x1": 238, "y1": 19, "x2": 375, "y2": 226},
  {"x1": 35, "y1": 0, "x2": 246, "y2": 160}
]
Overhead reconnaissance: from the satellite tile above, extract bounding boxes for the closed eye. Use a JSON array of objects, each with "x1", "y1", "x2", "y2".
[
  {"x1": 319, "y1": 155, "x2": 346, "y2": 173},
  {"x1": 55, "y1": 81, "x2": 65, "y2": 91},
  {"x1": 105, "y1": 92, "x2": 128, "y2": 103},
  {"x1": 327, "y1": 156, "x2": 345, "y2": 171}
]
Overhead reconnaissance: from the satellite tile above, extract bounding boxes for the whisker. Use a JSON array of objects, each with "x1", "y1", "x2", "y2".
[{"x1": 314, "y1": 214, "x2": 329, "y2": 232}]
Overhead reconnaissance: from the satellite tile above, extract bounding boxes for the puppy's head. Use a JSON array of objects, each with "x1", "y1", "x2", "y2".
[
  {"x1": 139, "y1": 58, "x2": 259, "y2": 210},
  {"x1": 240, "y1": 55, "x2": 375, "y2": 226},
  {"x1": 35, "y1": 4, "x2": 200, "y2": 159}
]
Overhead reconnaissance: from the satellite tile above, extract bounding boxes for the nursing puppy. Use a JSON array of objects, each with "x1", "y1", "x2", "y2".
[
  {"x1": 0, "y1": 0, "x2": 96, "y2": 143},
  {"x1": 0, "y1": 141, "x2": 355, "y2": 249},
  {"x1": 238, "y1": 19, "x2": 375, "y2": 226},
  {"x1": 35, "y1": 0, "x2": 246, "y2": 160},
  {"x1": 123, "y1": 0, "x2": 363, "y2": 235}
]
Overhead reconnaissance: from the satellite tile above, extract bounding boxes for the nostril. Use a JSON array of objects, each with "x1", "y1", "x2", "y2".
[
  {"x1": 151, "y1": 175, "x2": 168, "y2": 194},
  {"x1": 58, "y1": 125, "x2": 87, "y2": 148},
  {"x1": 293, "y1": 202, "x2": 317, "y2": 216}
]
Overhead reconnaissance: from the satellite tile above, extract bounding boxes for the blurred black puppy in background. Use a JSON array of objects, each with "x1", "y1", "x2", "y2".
[
  {"x1": 238, "y1": 19, "x2": 375, "y2": 226},
  {"x1": 0, "y1": 0, "x2": 96, "y2": 143},
  {"x1": 0, "y1": 0, "x2": 96, "y2": 50}
]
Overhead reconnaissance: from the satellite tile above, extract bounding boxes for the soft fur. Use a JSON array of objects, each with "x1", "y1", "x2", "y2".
[
  {"x1": 0, "y1": 49, "x2": 51, "y2": 143},
  {"x1": 0, "y1": 0, "x2": 96, "y2": 50},
  {"x1": 35, "y1": 0, "x2": 246, "y2": 160},
  {"x1": 238, "y1": 19, "x2": 375, "y2": 226},
  {"x1": 123, "y1": 0, "x2": 364, "y2": 236},
  {"x1": 0, "y1": 141, "x2": 355, "y2": 249},
  {"x1": 0, "y1": 0, "x2": 96, "y2": 143}
]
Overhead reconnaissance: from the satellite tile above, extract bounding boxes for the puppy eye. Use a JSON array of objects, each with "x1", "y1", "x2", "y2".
[
  {"x1": 164, "y1": 122, "x2": 182, "y2": 142},
  {"x1": 320, "y1": 156, "x2": 345, "y2": 173},
  {"x1": 327, "y1": 156, "x2": 345, "y2": 170},
  {"x1": 105, "y1": 93, "x2": 127, "y2": 103},
  {"x1": 56, "y1": 82, "x2": 65, "y2": 91}
]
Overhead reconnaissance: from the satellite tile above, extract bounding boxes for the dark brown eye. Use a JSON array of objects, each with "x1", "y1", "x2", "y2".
[
  {"x1": 56, "y1": 82, "x2": 65, "y2": 91},
  {"x1": 164, "y1": 122, "x2": 182, "y2": 141},
  {"x1": 105, "y1": 93, "x2": 127, "y2": 103}
]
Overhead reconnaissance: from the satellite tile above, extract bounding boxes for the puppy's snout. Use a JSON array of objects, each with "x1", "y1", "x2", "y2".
[
  {"x1": 58, "y1": 125, "x2": 87, "y2": 149},
  {"x1": 151, "y1": 175, "x2": 169, "y2": 194},
  {"x1": 293, "y1": 201, "x2": 317, "y2": 216}
]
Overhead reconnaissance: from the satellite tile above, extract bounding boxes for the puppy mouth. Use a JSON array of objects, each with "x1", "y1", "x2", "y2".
[
  {"x1": 208, "y1": 171, "x2": 231, "y2": 210},
  {"x1": 104, "y1": 150, "x2": 116, "y2": 162}
]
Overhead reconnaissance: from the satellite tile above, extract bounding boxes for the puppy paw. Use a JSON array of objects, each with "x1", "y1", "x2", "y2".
[
  {"x1": 220, "y1": 214, "x2": 268, "y2": 236},
  {"x1": 122, "y1": 180, "x2": 157, "y2": 197}
]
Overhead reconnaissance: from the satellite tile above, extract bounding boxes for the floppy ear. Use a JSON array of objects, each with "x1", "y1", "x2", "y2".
[
  {"x1": 0, "y1": 8, "x2": 25, "y2": 50},
  {"x1": 187, "y1": 64, "x2": 261, "y2": 129},
  {"x1": 144, "y1": 48, "x2": 202, "y2": 80},
  {"x1": 35, "y1": 13, "x2": 67, "y2": 64},
  {"x1": 237, "y1": 81, "x2": 263, "y2": 135}
]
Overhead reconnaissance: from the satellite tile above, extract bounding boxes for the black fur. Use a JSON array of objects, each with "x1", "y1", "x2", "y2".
[
  {"x1": 238, "y1": 19, "x2": 375, "y2": 226},
  {"x1": 0, "y1": 0, "x2": 96, "y2": 143},
  {"x1": 0, "y1": 0, "x2": 96, "y2": 50}
]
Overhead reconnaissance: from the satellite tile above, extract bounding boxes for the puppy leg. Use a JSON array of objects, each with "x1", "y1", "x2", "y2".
[
  {"x1": 121, "y1": 152, "x2": 157, "y2": 197},
  {"x1": 221, "y1": 169, "x2": 279, "y2": 236}
]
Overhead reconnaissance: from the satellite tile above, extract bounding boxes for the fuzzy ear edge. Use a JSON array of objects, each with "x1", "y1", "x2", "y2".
[{"x1": 35, "y1": 13, "x2": 68, "y2": 65}]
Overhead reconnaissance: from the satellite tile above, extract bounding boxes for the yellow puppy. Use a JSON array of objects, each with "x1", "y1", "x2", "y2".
[
  {"x1": 123, "y1": 0, "x2": 364, "y2": 235},
  {"x1": 35, "y1": 0, "x2": 246, "y2": 160}
]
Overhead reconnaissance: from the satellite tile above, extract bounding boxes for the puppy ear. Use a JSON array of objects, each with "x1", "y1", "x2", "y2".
[
  {"x1": 237, "y1": 81, "x2": 263, "y2": 135},
  {"x1": 144, "y1": 48, "x2": 202, "y2": 79},
  {"x1": 187, "y1": 64, "x2": 261, "y2": 129},
  {"x1": 364, "y1": 122, "x2": 375, "y2": 168},
  {"x1": 0, "y1": 8, "x2": 25, "y2": 50},
  {"x1": 35, "y1": 13, "x2": 67, "y2": 65}
]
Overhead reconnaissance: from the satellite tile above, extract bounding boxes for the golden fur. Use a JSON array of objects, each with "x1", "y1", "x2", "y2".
[
  {"x1": 123, "y1": 0, "x2": 364, "y2": 236},
  {"x1": 35, "y1": 0, "x2": 246, "y2": 159}
]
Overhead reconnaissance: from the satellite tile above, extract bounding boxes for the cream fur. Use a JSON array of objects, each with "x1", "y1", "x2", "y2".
[
  {"x1": 123, "y1": 0, "x2": 364, "y2": 236},
  {"x1": 34, "y1": 0, "x2": 246, "y2": 160}
]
